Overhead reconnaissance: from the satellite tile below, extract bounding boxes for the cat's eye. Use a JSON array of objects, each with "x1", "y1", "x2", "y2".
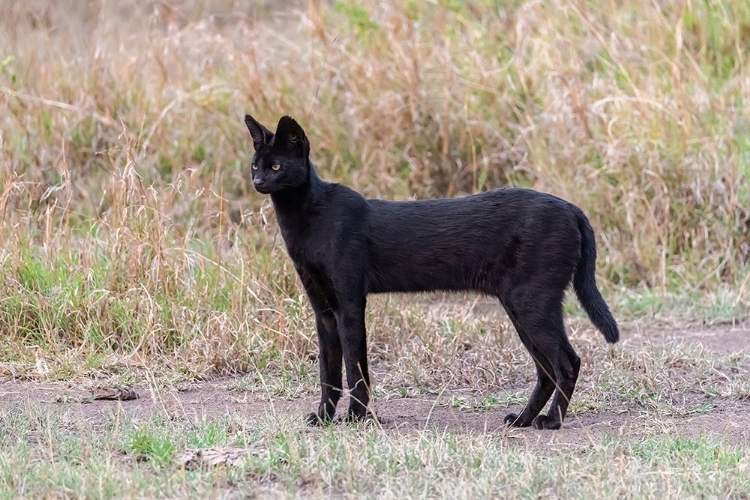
[
  {"x1": 251, "y1": 164, "x2": 258, "y2": 170},
  {"x1": 271, "y1": 164, "x2": 281, "y2": 171}
]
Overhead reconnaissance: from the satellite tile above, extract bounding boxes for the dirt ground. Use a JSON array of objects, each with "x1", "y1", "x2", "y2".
[{"x1": 1, "y1": 324, "x2": 748, "y2": 450}]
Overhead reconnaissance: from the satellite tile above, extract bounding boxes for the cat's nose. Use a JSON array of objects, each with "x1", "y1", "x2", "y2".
[{"x1": 253, "y1": 178, "x2": 266, "y2": 186}]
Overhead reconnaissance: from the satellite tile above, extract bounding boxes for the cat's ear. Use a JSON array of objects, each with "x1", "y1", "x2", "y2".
[
  {"x1": 244, "y1": 114, "x2": 274, "y2": 151},
  {"x1": 273, "y1": 116, "x2": 310, "y2": 159}
]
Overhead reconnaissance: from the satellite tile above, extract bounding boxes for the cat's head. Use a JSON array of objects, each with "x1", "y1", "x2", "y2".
[{"x1": 244, "y1": 114, "x2": 310, "y2": 194}]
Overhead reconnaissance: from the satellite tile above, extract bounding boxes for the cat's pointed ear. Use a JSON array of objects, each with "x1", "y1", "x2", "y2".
[
  {"x1": 244, "y1": 114, "x2": 274, "y2": 151},
  {"x1": 273, "y1": 116, "x2": 310, "y2": 159}
]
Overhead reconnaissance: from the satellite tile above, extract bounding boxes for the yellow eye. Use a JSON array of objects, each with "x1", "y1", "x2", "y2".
[
  {"x1": 271, "y1": 164, "x2": 281, "y2": 171},
  {"x1": 251, "y1": 164, "x2": 258, "y2": 170}
]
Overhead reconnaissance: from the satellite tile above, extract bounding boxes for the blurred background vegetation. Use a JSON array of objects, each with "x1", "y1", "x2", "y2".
[{"x1": 0, "y1": 0, "x2": 747, "y2": 380}]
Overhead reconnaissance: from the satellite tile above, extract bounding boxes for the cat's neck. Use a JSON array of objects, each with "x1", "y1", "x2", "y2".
[{"x1": 270, "y1": 161, "x2": 325, "y2": 214}]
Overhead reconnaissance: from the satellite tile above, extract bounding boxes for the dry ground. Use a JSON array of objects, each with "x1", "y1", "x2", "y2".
[{"x1": 3, "y1": 322, "x2": 747, "y2": 448}]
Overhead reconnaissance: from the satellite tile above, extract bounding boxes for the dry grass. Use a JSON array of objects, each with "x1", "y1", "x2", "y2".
[{"x1": 0, "y1": 0, "x2": 749, "y2": 443}]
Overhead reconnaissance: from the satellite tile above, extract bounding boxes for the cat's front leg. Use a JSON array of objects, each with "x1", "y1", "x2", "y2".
[
  {"x1": 306, "y1": 301, "x2": 343, "y2": 426},
  {"x1": 334, "y1": 298, "x2": 372, "y2": 421}
]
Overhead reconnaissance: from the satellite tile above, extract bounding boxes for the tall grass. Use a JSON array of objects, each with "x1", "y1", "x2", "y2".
[{"x1": 0, "y1": 0, "x2": 747, "y2": 378}]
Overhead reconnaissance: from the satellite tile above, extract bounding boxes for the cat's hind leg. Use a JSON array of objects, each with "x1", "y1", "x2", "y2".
[
  {"x1": 501, "y1": 303, "x2": 556, "y2": 427},
  {"x1": 532, "y1": 332, "x2": 580, "y2": 430},
  {"x1": 500, "y1": 286, "x2": 575, "y2": 429}
]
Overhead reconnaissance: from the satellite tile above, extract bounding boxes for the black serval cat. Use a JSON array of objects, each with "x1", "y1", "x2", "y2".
[{"x1": 244, "y1": 114, "x2": 619, "y2": 430}]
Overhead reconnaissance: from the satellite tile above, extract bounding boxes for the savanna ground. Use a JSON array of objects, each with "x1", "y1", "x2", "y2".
[{"x1": 0, "y1": 0, "x2": 749, "y2": 498}]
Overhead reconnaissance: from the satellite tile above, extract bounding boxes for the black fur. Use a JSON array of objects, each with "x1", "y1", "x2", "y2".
[{"x1": 244, "y1": 114, "x2": 620, "y2": 430}]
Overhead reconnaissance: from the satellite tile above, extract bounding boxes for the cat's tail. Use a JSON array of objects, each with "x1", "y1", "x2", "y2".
[{"x1": 573, "y1": 211, "x2": 620, "y2": 344}]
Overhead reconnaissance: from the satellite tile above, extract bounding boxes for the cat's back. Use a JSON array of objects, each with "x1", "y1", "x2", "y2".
[
  {"x1": 365, "y1": 187, "x2": 581, "y2": 253},
  {"x1": 367, "y1": 187, "x2": 574, "y2": 221}
]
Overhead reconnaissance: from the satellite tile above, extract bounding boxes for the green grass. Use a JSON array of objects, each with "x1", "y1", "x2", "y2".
[{"x1": 0, "y1": 406, "x2": 748, "y2": 499}]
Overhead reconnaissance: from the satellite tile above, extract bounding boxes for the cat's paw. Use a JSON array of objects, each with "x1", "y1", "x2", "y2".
[
  {"x1": 336, "y1": 409, "x2": 375, "y2": 425},
  {"x1": 504, "y1": 413, "x2": 532, "y2": 427},
  {"x1": 531, "y1": 415, "x2": 562, "y2": 430},
  {"x1": 305, "y1": 411, "x2": 333, "y2": 427}
]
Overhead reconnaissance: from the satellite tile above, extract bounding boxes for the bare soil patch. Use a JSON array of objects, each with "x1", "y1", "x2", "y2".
[
  {"x1": 2, "y1": 324, "x2": 747, "y2": 448},
  {"x1": 2, "y1": 379, "x2": 748, "y2": 449}
]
